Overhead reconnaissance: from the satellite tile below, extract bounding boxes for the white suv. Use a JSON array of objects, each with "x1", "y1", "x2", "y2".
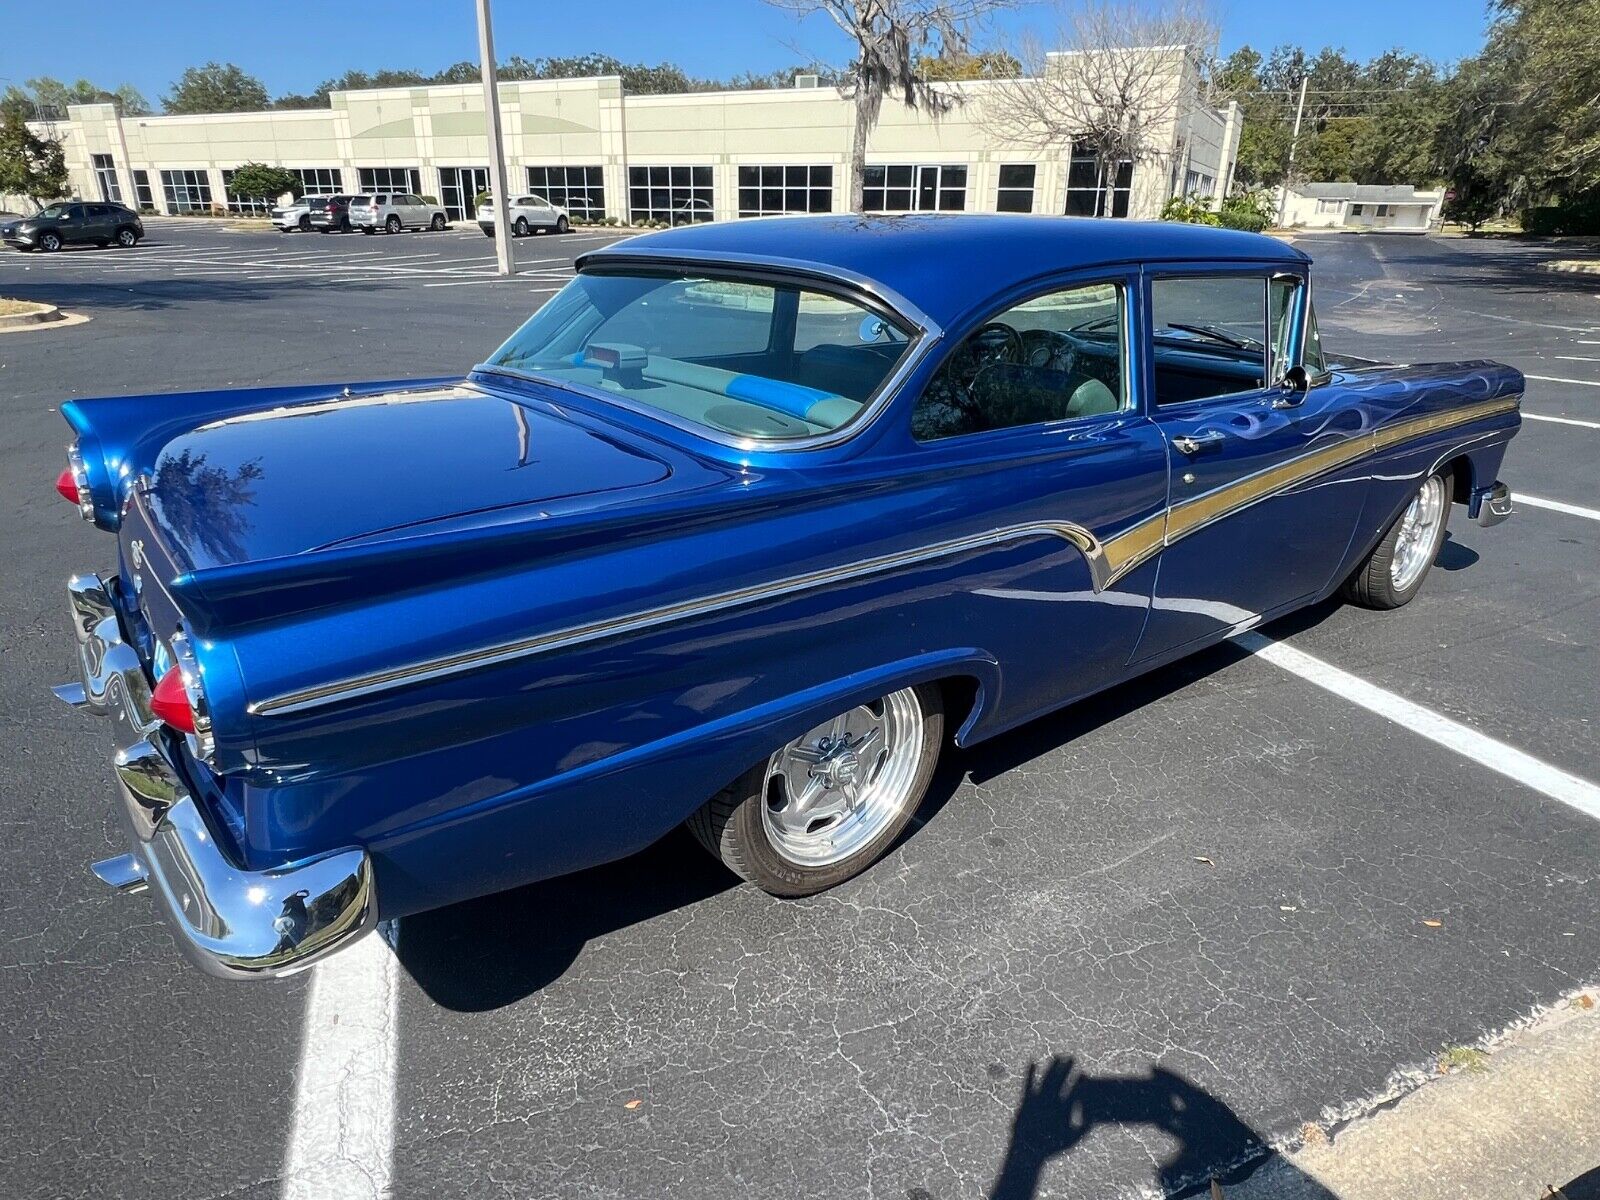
[
  {"x1": 477, "y1": 194, "x2": 571, "y2": 237},
  {"x1": 350, "y1": 192, "x2": 449, "y2": 234},
  {"x1": 272, "y1": 199, "x2": 312, "y2": 232}
]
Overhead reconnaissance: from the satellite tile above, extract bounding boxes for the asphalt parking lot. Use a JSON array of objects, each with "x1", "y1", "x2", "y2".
[{"x1": 0, "y1": 221, "x2": 1596, "y2": 1199}]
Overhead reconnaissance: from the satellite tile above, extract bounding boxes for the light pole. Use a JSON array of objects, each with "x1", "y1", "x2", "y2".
[{"x1": 476, "y1": 0, "x2": 515, "y2": 276}]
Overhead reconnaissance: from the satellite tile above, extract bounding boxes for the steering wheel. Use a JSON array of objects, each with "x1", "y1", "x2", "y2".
[
  {"x1": 951, "y1": 321, "x2": 1024, "y2": 386},
  {"x1": 1018, "y1": 328, "x2": 1079, "y2": 376}
]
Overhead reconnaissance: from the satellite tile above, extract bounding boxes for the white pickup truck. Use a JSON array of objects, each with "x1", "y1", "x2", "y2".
[{"x1": 477, "y1": 194, "x2": 571, "y2": 237}]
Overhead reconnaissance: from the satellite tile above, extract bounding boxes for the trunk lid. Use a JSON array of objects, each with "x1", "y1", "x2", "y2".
[{"x1": 140, "y1": 383, "x2": 676, "y2": 573}]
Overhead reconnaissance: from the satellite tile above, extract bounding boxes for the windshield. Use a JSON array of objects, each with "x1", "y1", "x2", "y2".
[{"x1": 486, "y1": 270, "x2": 915, "y2": 441}]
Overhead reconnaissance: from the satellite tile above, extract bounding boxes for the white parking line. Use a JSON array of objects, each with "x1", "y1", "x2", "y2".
[
  {"x1": 1518, "y1": 494, "x2": 1600, "y2": 521},
  {"x1": 282, "y1": 933, "x2": 399, "y2": 1200},
  {"x1": 1524, "y1": 412, "x2": 1600, "y2": 430},
  {"x1": 1527, "y1": 374, "x2": 1600, "y2": 388},
  {"x1": 1236, "y1": 632, "x2": 1600, "y2": 822}
]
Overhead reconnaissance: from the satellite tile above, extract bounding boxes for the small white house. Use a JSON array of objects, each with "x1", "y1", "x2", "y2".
[{"x1": 1278, "y1": 183, "x2": 1443, "y2": 232}]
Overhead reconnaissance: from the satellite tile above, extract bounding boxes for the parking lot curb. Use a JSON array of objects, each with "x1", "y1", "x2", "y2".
[{"x1": 0, "y1": 302, "x2": 90, "y2": 333}]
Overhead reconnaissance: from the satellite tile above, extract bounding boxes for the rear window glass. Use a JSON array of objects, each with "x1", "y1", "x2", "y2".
[
  {"x1": 488, "y1": 270, "x2": 916, "y2": 441},
  {"x1": 351, "y1": 195, "x2": 372, "y2": 204}
]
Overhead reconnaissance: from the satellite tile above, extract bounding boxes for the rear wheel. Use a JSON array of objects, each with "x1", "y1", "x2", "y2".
[
  {"x1": 386, "y1": 214, "x2": 401, "y2": 234},
  {"x1": 688, "y1": 683, "x2": 944, "y2": 896},
  {"x1": 514, "y1": 216, "x2": 530, "y2": 237},
  {"x1": 298, "y1": 214, "x2": 311, "y2": 231},
  {"x1": 1343, "y1": 469, "x2": 1452, "y2": 609}
]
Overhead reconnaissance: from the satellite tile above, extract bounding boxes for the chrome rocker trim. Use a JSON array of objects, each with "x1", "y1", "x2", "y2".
[{"x1": 62, "y1": 574, "x2": 376, "y2": 979}]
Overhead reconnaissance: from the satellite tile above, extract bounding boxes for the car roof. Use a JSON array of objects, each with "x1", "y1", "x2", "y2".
[{"x1": 581, "y1": 214, "x2": 1309, "y2": 330}]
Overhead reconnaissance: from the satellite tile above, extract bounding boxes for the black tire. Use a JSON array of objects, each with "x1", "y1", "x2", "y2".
[
  {"x1": 430, "y1": 213, "x2": 445, "y2": 231},
  {"x1": 360, "y1": 227, "x2": 375, "y2": 235},
  {"x1": 513, "y1": 216, "x2": 530, "y2": 237},
  {"x1": 38, "y1": 231, "x2": 62, "y2": 252},
  {"x1": 688, "y1": 683, "x2": 944, "y2": 897},
  {"x1": 1343, "y1": 468, "x2": 1453, "y2": 609},
  {"x1": 298, "y1": 214, "x2": 311, "y2": 231},
  {"x1": 386, "y1": 214, "x2": 401, "y2": 234},
  {"x1": 556, "y1": 215, "x2": 570, "y2": 233},
  {"x1": 483, "y1": 227, "x2": 496, "y2": 238}
]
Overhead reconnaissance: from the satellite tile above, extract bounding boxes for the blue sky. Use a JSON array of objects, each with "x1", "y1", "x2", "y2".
[{"x1": 3, "y1": 0, "x2": 1496, "y2": 105}]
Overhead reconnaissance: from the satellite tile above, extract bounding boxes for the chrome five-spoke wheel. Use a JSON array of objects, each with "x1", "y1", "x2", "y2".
[
  {"x1": 1389, "y1": 474, "x2": 1447, "y2": 592},
  {"x1": 688, "y1": 682, "x2": 944, "y2": 895}
]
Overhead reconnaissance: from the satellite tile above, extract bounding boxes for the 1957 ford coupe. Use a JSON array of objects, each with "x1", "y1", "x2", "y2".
[{"x1": 52, "y1": 215, "x2": 1521, "y2": 979}]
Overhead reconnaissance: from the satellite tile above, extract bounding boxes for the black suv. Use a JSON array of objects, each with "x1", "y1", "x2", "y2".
[
  {"x1": 307, "y1": 195, "x2": 356, "y2": 233},
  {"x1": 2, "y1": 202, "x2": 144, "y2": 251}
]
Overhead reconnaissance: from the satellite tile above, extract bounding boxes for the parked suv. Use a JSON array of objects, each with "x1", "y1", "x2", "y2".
[
  {"x1": 476, "y1": 194, "x2": 571, "y2": 238},
  {"x1": 272, "y1": 199, "x2": 312, "y2": 232},
  {"x1": 307, "y1": 195, "x2": 356, "y2": 233},
  {"x1": 350, "y1": 193, "x2": 449, "y2": 234},
  {"x1": 2, "y1": 202, "x2": 143, "y2": 251}
]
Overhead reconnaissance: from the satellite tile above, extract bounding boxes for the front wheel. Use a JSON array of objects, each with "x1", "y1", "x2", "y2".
[
  {"x1": 513, "y1": 216, "x2": 530, "y2": 237},
  {"x1": 688, "y1": 683, "x2": 944, "y2": 896},
  {"x1": 386, "y1": 214, "x2": 401, "y2": 234},
  {"x1": 430, "y1": 213, "x2": 445, "y2": 231},
  {"x1": 1343, "y1": 469, "x2": 1452, "y2": 609},
  {"x1": 38, "y1": 231, "x2": 62, "y2": 252}
]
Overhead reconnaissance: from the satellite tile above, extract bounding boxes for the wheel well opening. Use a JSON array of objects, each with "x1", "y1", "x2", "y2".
[
  {"x1": 1443, "y1": 455, "x2": 1474, "y2": 504},
  {"x1": 937, "y1": 676, "x2": 982, "y2": 745}
]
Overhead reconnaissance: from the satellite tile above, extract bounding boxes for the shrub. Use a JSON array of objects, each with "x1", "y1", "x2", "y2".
[
  {"x1": 1520, "y1": 193, "x2": 1600, "y2": 235},
  {"x1": 1159, "y1": 195, "x2": 1220, "y2": 226},
  {"x1": 1217, "y1": 190, "x2": 1275, "y2": 233}
]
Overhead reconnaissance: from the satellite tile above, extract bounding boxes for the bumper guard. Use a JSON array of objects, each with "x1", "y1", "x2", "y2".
[{"x1": 61, "y1": 574, "x2": 376, "y2": 979}]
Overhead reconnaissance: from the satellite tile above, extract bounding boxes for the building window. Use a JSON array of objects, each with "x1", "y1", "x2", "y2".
[
  {"x1": 292, "y1": 168, "x2": 343, "y2": 197},
  {"x1": 1314, "y1": 198, "x2": 1341, "y2": 214},
  {"x1": 862, "y1": 164, "x2": 967, "y2": 212},
  {"x1": 1375, "y1": 204, "x2": 1390, "y2": 217},
  {"x1": 357, "y1": 167, "x2": 422, "y2": 196},
  {"x1": 736, "y1": 164, "x2": 832, "y2": 217},
  {"x1": 1183, "y1": 169, "x2": 1215, "y2": 198},
  {"x1": 91, "y1": 154, "x2": 122, "y2": 204},
  {"x1": 132, "y1": 170, "x2": 154, "y2": 211},
  {"x1": 1065, "y1": 144, "x2": 1131, "y2": 217},
  {"x1": 1350, "y1": 204, "x2": 1364, "y2": 217},
  {"x1": 526, "y1": 165, "x2": 606, "y2": 221},
  {"x1": 628, "y1": 165, "x2": 713, "y2": 224},
  {"x1": 160, "y1": 169, "x2": 214, "y2": 214},
  {"x1": 220, "y1": 169, "x2": 277, "y2": 215},
  {"x1": 996, "y1": 164, "x2": 1036, "y2": 213}
]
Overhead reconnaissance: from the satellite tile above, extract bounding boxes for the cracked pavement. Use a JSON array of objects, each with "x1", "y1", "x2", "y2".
[{"x1": 0, "y1": 226, "x2": 1595, "y2": 1198}]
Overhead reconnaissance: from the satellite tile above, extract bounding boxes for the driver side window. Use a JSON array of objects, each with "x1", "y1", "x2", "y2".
[{"x1": 912, "y1": 281, "x2": 1126, "y2": 441}]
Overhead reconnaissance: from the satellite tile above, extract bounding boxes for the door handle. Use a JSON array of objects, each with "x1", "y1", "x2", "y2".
[{"x1": 1172, "y1": 430, "x2": 1225, "y2": 456}]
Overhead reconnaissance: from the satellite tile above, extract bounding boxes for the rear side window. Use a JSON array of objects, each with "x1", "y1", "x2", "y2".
[
  {"x1": 1150, "y1": 276, "x2": 1268, "y2": 405},
  {"x1": 914, "y1": 281, "x2": 1126, "y2": 441}
]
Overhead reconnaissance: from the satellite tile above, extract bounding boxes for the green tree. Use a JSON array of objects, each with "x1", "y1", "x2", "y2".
[
  {"x1": 225, "y1": 162, "x2": 301, "y2": 201},
  {"x1": 163, "y1": 63, "x2": 271, "y2": 114},
  {"x1": 0, "y1": 110, "x2": 69, "y2": 209},
  {"x1": 2, "y1": 77, "x2": 149, "y2": 119},
  {"x1": 918, "y1": 48, "x2": 1020, "y2": 80}
]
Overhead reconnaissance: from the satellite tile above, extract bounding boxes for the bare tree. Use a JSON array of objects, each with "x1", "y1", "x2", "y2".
[
  {"x1": 984, "y1": 2, "x2": 1217, "y2": 215},
  {"x1": 766, "y1": 0, "x2": 1017, "y2": 211}
]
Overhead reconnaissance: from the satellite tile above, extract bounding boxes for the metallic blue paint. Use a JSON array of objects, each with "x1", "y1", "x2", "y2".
[{"x1": 56, "y1": 217, "x2": 1521, "y2": 929}]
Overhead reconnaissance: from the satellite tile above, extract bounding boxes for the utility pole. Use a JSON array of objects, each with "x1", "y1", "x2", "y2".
[
  {"x1": 476, "y1": 0, "x2": 514, "y2": 276},
  {"x1": 1277, "y1": 74, "x2": 1309, "y2": 226}
]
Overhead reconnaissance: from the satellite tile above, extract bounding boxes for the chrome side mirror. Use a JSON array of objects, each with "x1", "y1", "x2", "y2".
[{"x1": 1271, "y1": 364, "x2": 1311, "y2": 409}]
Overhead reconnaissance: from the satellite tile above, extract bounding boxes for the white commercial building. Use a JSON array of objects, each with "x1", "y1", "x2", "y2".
[
  {"x1": 1278, "y1": 183, "x2": 1443, "y2": 232},
  {"x1": 26, "y1": 51, "x2": 1239, "y2": 225}
]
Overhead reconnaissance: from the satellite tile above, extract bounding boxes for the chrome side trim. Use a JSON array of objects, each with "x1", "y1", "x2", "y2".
[
  {"x1": 251, "y1": 393, "x2": 1520, "y2": 719},
  {"x1": 249, "y1": 519, "x2": 1109, "y2": 717}
]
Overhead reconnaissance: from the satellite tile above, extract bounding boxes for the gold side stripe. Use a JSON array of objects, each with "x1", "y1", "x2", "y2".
[{"x1": 252, "y1": 396, "x2": 1517, "y2": 716}]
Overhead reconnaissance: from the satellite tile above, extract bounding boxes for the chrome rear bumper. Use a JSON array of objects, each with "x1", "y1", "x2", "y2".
[
  {"x1": 62, "y1": 574, "x2": 376, "y2": 980},
  {"x1": 1471, "y1": 480, "x2": 1514, "y2": 527}
]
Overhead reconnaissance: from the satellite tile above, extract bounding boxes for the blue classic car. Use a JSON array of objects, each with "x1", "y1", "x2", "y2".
[{"x1": 53, "y1": 215, "x2": 1521, "y2": 979}]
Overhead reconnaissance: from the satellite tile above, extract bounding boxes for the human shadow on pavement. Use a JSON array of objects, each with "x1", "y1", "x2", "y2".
[
  {"x1": 393, "y1": 827, "x2": 736, "y2": 1011},
  {"x1": 991, "y1": 1056, "x2": 1339, "y2": 1200}
]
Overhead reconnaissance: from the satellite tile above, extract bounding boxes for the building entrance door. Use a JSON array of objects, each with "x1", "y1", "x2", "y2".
[{"x1": 439, "y1": 167, "x2": 490, "y2": 221}]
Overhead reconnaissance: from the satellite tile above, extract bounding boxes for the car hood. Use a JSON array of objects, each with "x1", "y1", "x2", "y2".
[{"x1": 141, "y1": 382, "x2": 681, "y2": 572}]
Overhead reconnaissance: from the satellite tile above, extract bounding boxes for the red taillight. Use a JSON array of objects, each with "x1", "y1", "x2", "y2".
[
  {"x1": 150, "y1": 666, "x2": 197, "y2": 734},
  {"x1": 55, "y1": 467, "x2": 78, "y2": 503}
]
